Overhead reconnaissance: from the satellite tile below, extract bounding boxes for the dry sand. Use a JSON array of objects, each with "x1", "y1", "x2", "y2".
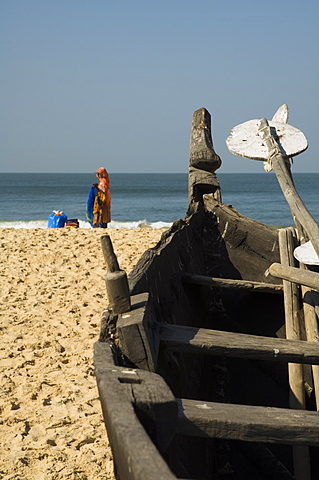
[{"x1": 0, "y1": 227, "x2": 166, "y2": 480}]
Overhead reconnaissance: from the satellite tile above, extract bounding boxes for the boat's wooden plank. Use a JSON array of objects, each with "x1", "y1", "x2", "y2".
[
  {"x1": 94, "y1": 341, "x2": 179, "y2": 480},
  {"x1": 269, "y1": 262, "x2": 319, "y2": 292},
  {"x1": 203, "y1": 194, "x2": 281, "y2": 284},
  {"x1": 177, "y1": 398, "x2": 319, "y2": 446},
  {"x1": 117, "y1": 292, "x2": 158, "y2": 372},
  {"x1": 182, "y1": 273, "x2": 283, "y2": 293},
  {"x1": 160, "y1": 324, "x2": 319, "y2": 364}
]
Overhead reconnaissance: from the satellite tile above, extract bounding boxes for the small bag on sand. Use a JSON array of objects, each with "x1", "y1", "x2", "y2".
[{"x1": 64, "y1": 219, "x2": 79, "y2": 228}]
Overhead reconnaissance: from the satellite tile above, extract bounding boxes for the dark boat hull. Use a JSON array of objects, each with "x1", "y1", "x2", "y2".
[{"x1": 94, "y1": 108, "x2": 319, "y2": 479}]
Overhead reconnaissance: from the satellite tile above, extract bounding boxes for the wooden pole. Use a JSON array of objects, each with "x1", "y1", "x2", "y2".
[
  {"x1": 258, "y1": 118, "x2": 319, "y2": 259},
  {"x1": 100, "y1": 234, "x2": 131, "y2": 314},
  {"x1": 268, "y1": 263, "x2": 319, "y2": 292},
  {"x1": 101, "y1": 233, "x2": 120, "y2": 272},
  {"x1": 279, "y1": 229, "x2": 305, "y2": 408},
  {"x1": 279, "y1": 228, "x2": 311, "y2": 480},
  {"x1": 300, "y1": 265, "x2": 319, "y2": 411}
]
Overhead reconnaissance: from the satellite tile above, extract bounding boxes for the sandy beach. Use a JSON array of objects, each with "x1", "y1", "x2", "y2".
[{"x1": 0, "y1": 227, "x2": 166, "y2": 480}]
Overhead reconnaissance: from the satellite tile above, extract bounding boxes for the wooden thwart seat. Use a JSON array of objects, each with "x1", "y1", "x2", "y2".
[
  {"x1": 159, "y1": 324, "x2": 319, "y2": 365},
  {"x1": 182, "y1": 273, "x2": 283, "y2": 293},
  {"x1": 177, "y1": 398, "x2": 319, "y2": 446}
]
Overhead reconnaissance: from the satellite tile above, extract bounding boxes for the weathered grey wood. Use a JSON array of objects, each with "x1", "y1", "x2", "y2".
[
  {"x1": 176, "y1": 398, "x2": 319, "y2": 446},
  {"x1": 279, "y1": 228, "x2": 310, "y2": 480},
  {"x1": 188, "y1": 107, "x2": 221, "y2": 208},
  {"x1": 101, "y1": 234, "x2": 131, "y2": 314},
  {"x1": 104, "y1": 270, "x2": 131, "y2": 314},
  {"x1": 303, "y1": 292, "x2": 319, "y2": 412},
  {"x1": 101, "y1": 234, "x2": 120, "y2": 272},
  {"x1": 301, "y1": 265, "x2": 319, "y2": 411},
  {"x1": 182, "y1": 273, "x2": 283, "y2": 293},
  {"x1": 279, "y1": 229, "x2": 305, "y2": 409},
  {"x1": 159, "y1": 324, "x2": 319, "y2": 364},
  {"x1": 269, "y1": 262, "x2": 319, "y2": 291},
  {"x1": 303, "y1": 286, "x2": 319, "y2": 345},
  {"x1": 117, "y1": 293, "x2": 158, "y2": 372},
  {"x1": 94, "y1": 341, "x2": 179, "y2": 479},
  {"x1": 258, "y1": 118, "x2": 319, "y2": 259},
  {"x1": 95, "y1": 108, "x2": 319, "y2": 479}
]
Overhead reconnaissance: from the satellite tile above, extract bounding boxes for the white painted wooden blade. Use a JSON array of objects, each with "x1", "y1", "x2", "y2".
[
  {"x1": 226, "y1": 119, "x2": 308, "y2": 161},
  {"x1": 272, "y1": 104, "x2": 289, "y2": 124},
  {"x1": 294, "y1": 241, "x2": 319, "y2": 266}
]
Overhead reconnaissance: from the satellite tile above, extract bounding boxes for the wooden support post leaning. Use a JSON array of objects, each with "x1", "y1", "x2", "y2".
[
  {"x1": 258, "y1": 118, "x2": 319, "y2": 259},
  {"x1": 278, "y1": 228, "x2": 311, "y2": 480},
  {"x1": 100, "y1": 234, "x2": 131, "y2": 314}
]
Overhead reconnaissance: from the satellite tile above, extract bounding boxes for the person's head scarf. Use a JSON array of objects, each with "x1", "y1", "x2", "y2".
[
  {"x1": 96, "y1": 167, "x2": 108, "y2": 179},
  {"x1": 96, "y1": 167, "x2": 110, "y2": 193}
]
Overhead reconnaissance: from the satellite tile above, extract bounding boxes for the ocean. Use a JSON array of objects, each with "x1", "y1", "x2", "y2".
[{"x1": 0, "y1": 172, "x2": 318, "y2": 229}]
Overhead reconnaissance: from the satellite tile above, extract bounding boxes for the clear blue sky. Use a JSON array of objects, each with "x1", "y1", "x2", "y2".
[{"x1": 1, "y1": 0, "x2": 318, "y2": 173}]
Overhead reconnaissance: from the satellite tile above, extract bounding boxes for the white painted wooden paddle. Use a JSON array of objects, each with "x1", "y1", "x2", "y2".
[
  {"x1": 226, "y1": 104, "x2": 308, "y2": 166},
  {"x1": 226, "y1": 106, "x2": 319, "y2": 260},
  {"x1": 294, "y1": 241, "x2": 319, "y2": 266}
]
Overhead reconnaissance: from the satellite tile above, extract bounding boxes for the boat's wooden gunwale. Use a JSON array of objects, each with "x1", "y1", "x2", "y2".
[{"x1": 94, "y1": 340, "x2": 181, "y2": 480}]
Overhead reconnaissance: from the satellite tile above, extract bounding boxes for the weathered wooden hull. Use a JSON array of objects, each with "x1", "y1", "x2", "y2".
[{"x1": 94, "y1": 108, "x2": 319, "y2": 479}]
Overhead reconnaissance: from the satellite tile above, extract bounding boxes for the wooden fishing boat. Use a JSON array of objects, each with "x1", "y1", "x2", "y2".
[{"x1": 94, "y1": 107, "x2": 319, "y2": 480}]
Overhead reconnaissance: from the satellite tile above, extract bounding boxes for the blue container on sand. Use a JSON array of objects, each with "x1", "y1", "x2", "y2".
[{"x1": 47, "y1": 211, "x2": 68, "y2": 228}]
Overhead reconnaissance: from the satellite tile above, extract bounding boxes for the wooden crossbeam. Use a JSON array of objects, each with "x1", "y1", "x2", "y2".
[
  {"x1": 159, "y1": 324, "x2": 319, "y2": 365},
  {"x1": 177, "y1": 398, "x2": 319, "y2": 446},
  {"x1": 182, "y1": 274, "x2": 283, "y2": 293},
  {"x1": 269, "y1": 263, "x2": 319, "y2": 292}
]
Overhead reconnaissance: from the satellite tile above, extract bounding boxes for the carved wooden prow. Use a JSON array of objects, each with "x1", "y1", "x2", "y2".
[{"x1": 188, "y1": 107, "x2": 221, "y2": 210}]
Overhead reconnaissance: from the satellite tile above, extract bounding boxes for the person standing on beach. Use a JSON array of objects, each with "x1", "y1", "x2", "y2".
[{"x1": 86, "y1": 167, "x2": 111, "y2": 228}]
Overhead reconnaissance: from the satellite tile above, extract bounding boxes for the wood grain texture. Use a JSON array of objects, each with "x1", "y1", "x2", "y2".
[
  {"x1": 269, "y1": 263, "x2": 319, "y2": 291},
  {"x1": 159, "y1": 323, "x2": 319, "y2": 364},
  {"x1": 94, "y1": 341, "x2": 178, "y2": 479},
  {"x1": 182, "y1": 273, "x2": 283, "y2": 293},
  {"x1": 177, "y1": 398, "x2": 319, "y2": 446}
]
